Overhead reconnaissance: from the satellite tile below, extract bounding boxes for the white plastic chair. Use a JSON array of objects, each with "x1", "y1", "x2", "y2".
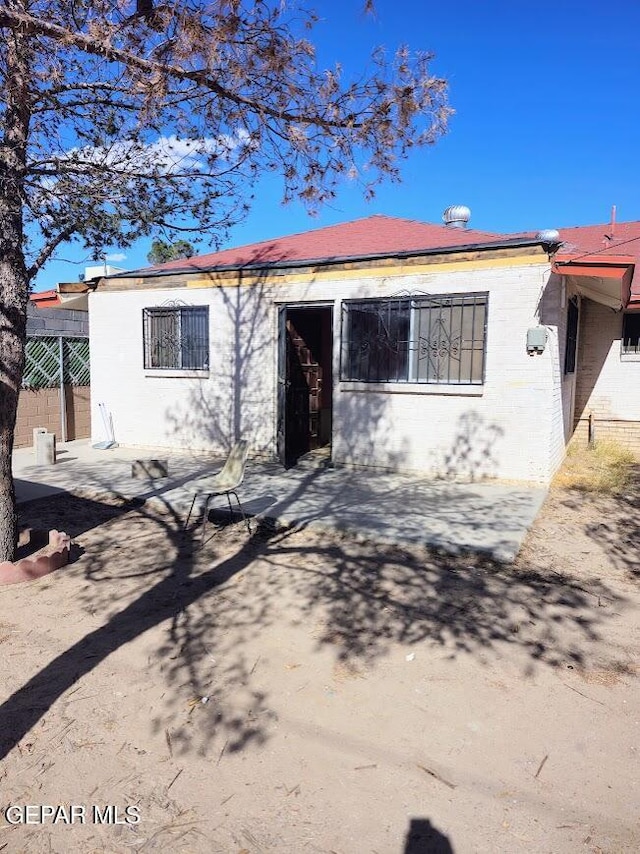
[{"x1": 184, "y1": 440, "x2": 251, "y2": 541}]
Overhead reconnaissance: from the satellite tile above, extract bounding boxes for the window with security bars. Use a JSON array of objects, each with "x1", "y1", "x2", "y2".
[
  {"x1": 622, "y1": 312, "x2": 640, "y2": 355},
  {"x1": 143, "y1": 305, "x2": 209, "y2": 370},
  {"x1": 564, "y1": 297, "x2": 579, "y2": 374},
  {"x1": 341, "y1": 293, "x2": 488, "y2": 385}
]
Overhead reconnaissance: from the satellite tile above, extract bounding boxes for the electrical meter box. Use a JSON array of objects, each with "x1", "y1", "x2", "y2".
[{"x1": 526, "y1": 326, "x2": 548, "y2": 354}]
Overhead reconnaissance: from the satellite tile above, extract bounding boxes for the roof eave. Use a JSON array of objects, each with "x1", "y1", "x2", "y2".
[{"x1": 105, "y1": 236, "x2": 553, "y2": 281}]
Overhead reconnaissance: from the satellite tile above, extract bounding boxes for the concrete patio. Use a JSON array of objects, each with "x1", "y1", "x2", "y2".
[{"x1": 13, "y1": 439, "x2": 547, "y2": 561}]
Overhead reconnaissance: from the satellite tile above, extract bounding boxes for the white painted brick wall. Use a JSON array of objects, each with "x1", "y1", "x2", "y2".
[
  {"x1": 90, "y1": 260, "x2": 565, "y2": 482},
  {"x1": 574, "y1": 299, "x2": 640, "y2": 422},
  {"x1": 538, "y1": 273, "x2": 579, "y2": 477},
  {"x1": 89, "y1": 286, "x2": 276, "y2": 452}
]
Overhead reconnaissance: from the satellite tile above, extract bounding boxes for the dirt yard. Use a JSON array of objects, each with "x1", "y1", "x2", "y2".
[{"x1": 1, "y1": 470, "x2": 639, "y2": 854}]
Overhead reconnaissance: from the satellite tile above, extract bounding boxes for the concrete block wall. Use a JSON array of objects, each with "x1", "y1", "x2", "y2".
[
  {"x1": 65, "y1": 386, "x2": 91, "y2": 442},
  {"x1": 14, "y1": 385, "x2": 91, "y2": 449},
  {"x1": 26, "y1": 303, "x2": 89, "y2": 337},
  {"x1": 14, "y1": 388, "x2": 62, "y2": 448},
  {"x1": 16, "y1": 305, "x2": 90, "y2": 449},
  {"x1": 323, "y1": 263, "x2": 557, "y2": 483},
  {"x1": 90, "y1": 259, "x2": 566, "y2": 483}
]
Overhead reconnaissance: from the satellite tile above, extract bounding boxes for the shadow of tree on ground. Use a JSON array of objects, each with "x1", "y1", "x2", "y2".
[
  {"x1": 0, "y1": 464, "x2": 625, "y2": 763},
  {"x1": 580, "y1": 463, "x2": 640, "y2": 580},
  {"x1": 523, "y1": 463, "x2": 640, "y2": 585}
]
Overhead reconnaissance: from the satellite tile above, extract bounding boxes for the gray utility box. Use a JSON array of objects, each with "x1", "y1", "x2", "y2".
[{"x1": 526, "y1": 326, "x2": 548, "y2": 354}]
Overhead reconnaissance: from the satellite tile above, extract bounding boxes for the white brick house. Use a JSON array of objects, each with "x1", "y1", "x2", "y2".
[{"x1": 88, "y1": 214, "x2": 640, "y2": 483}]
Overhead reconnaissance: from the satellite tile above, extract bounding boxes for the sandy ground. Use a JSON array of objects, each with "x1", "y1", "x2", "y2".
[{"x1": 0, "y1": 472, "x2": 639, "y2": 854}]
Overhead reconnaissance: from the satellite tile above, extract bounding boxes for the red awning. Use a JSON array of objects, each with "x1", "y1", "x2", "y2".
[{"x1": 552, "y1": 254, "x2": 636, "y2": 310}]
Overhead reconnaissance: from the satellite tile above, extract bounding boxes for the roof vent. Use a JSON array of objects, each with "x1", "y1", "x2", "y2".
[
  {"x1": 443, "y1": 205, "x2": 471, "y2": 229},
  {"x1": 536, "y1": 228, "x2": 560, "y2": 243}
]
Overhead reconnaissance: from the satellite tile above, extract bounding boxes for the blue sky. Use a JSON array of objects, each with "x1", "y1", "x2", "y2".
[{"x1": 34, "y1": 0, "x2": 640, "y2": 290}]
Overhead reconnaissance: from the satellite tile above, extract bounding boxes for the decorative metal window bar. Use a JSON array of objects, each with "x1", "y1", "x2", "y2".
[
  {"x1": 143, "y1": 305, "x2": 209, "y2": 370},
  {"x1": 340, "y1": 293, "x2": 488, "y2": 385}
]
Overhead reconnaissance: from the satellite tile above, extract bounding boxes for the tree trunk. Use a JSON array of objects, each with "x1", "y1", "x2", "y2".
[
  {"x1": 0, "y1": 292, "x2": 26, "y2": 562},
  {"x1": 0, "y1": 178, "x2": 29, "y2": 558},
  {"x1": 0, "y1": 23, "x2": 31, "y2": 561}
]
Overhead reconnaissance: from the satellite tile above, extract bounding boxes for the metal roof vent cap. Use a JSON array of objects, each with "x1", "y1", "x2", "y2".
[
  {"x1": 537, "y1": 228, "x2": 560, "y2": 243},
  {"x1": 443, "y1": 205, "x2": 471, "y2": 228}
]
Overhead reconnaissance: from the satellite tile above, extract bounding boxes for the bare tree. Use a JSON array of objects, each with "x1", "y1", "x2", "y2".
[{"x1": 0, "y1": 0, "x2": 450, "y2": 560}]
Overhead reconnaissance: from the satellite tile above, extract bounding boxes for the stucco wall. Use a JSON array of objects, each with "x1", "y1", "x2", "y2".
[{"x1": 89, "y1": 259, "x2": 564, "y2": 482}]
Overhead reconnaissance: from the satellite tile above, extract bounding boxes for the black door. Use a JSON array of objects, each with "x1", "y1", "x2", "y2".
[{"x1": 277, "y1": 306, "x2": 332, "y2": 467}]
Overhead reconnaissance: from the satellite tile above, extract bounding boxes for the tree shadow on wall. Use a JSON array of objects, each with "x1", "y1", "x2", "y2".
[
  {"x1": 330, "y1": 382, "x2": 411, "y2": 472},
  {"x1": 162, "y1": 252, "x2": 412, "y2": 476},
  {"x1": 433, "y1": 410, "x2": 504, "y2": 481},
  {"x1": 164, "y1": 251, "x2": 281, "y2": 456}
]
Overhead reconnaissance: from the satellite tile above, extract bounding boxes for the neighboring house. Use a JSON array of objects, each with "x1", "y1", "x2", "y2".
[
  {"x1": 15, "y1": 298, "x2": 90, "y2": 449},
  {"x1": 88, "y1": 211, "x2": 640, "y2": 483}
]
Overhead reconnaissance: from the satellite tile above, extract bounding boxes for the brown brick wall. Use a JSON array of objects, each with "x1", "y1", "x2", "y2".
[
  {"x1": 573, "y1": 418, "x2": 640, "y2": 459},
  {"x1": 14, "y1": 387, "x2": 61, "y2": 448},
  {"x1": 14, "y1": 385, "x2": 91, "y2": 449},
  {"x1": 65, "y1": 385, "x2": 91, "y2": 441}
]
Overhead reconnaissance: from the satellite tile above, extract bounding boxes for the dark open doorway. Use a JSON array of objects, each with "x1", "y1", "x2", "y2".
[{"x1": 277, "y1": 305, "x2": 333, "y2": 467}]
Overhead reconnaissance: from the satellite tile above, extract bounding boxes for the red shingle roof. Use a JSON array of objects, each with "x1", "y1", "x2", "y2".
[
  {"x1": 145, "y1": 214, "x2": 536, "y2": 273},
  {"x1": 555, "y1": 220, "x2": 640, "y2": 261},
  {"x1": 30, "y1": 289, "x2": 60, "y2": 307},
  {"x1": 555, "y1": 220, "x2": 640, "y2": 303},
  {"x1": 138, "y1": 214, "x2": 640, "y2": 279}
]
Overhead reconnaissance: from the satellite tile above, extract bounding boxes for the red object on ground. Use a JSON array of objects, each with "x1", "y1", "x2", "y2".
[{"x1": 0, "y1": 530, "x2": 71, "y2": 585}]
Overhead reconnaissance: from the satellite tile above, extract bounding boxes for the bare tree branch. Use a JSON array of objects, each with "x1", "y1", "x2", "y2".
[
  {"x1": 27, "y1": 224, "x2": 79, "y2": 278},
  {"x1": 0, "y1": 7, "x2": 360, "y2": 129},
  {"x1": 0, "y1": 0, "x2": 450, "y2": 560}
]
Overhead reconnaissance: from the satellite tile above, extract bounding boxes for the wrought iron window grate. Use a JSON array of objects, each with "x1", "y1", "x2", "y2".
[
  {"x1": 143, "y1": 305, "x2": 209, "y2": 370},
  {"x1": 341, "y1": 293, "x2": 488, "y2": 385}
]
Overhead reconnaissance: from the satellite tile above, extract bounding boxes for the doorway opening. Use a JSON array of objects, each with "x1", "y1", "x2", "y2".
[{"x1": 277, "y1": 305, "x2": 333, "y2": 467}]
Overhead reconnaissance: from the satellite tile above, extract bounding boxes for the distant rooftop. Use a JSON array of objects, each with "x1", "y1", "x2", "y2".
[{"x1": 554, "y1": 220, "x2": 640, "y2": 261}]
